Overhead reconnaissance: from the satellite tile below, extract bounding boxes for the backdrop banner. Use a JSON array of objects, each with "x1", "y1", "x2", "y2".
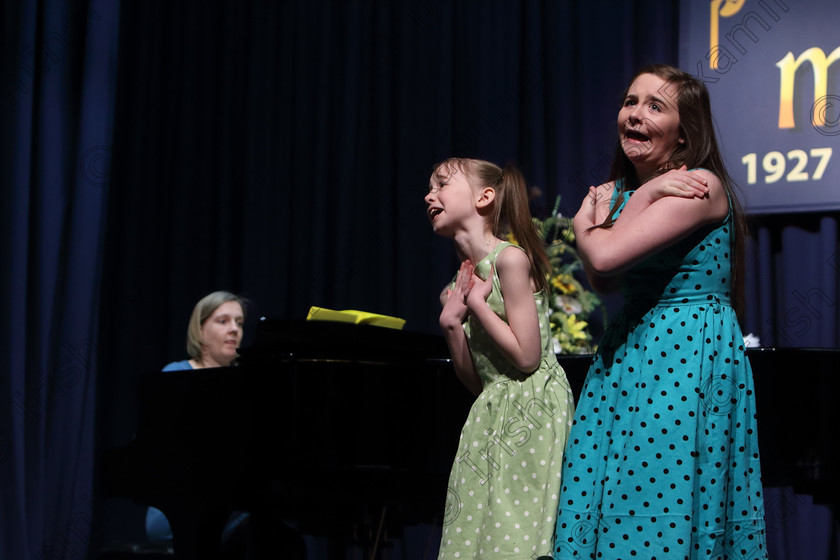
[{"x1": 679, "y1": 0, "x2": 839, "y2": 214}]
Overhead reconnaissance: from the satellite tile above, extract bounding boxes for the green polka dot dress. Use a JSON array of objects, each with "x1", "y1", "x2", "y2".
[
  {"x1": 553, "y1": 186, "x2": 767, "y2": 560},
  {"x1": 439, "y1": 242, "x2": 575, "y2": 559}
]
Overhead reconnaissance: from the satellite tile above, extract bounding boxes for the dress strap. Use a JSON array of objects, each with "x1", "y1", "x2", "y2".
[{"x1": 489, "y1": 240, "x2": 516, "y2": 258}]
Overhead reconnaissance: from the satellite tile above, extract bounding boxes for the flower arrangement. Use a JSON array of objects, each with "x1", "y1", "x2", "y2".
[{"x1": 534, "y1": 196, "x2": 605, "y2": 355}]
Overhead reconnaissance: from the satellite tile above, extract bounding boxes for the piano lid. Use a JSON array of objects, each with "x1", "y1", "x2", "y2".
[{"x1": 238, "y1": 317, "x2": 452, "y2": 364}]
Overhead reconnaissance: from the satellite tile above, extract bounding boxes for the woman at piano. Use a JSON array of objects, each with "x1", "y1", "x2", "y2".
[
  {"x1": 161, "y1": 290, "x2": 246, "y2": 371},
  {"x1": 425, "y1": 158, "x2": 575, "y2": 558},
  {"x1": 148, "y1": 291, "x2": 248, "y2": 547},
  {"x1": 552, "y1": 64, "x2": 767, "y2": 559},
  {"x1": 147, "y1": 291, "x2": 306, "y2": 558}
]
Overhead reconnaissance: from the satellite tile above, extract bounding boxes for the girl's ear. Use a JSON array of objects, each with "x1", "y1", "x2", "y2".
[{"x1": 476, "y1": 187, "x2": 496, "y2": 208}]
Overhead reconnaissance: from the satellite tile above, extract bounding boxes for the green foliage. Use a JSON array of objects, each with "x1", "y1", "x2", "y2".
[{"x1": 536, "y1": 196, "x2": 605, "y2": 354}]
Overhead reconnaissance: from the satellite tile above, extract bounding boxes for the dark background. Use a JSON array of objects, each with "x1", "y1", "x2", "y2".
[{"x1": 2, "y1": 1, "x2": 838, "y2": 559}]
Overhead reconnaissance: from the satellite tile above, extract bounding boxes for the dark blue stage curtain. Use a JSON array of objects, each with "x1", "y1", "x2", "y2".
[
  {"x1": 0, "y1": 1, "x2": 119, "y2": 559},
  {"x1": 744, "y1": 213, "x2": 840, "y2": 349},
  {"x1": 743, "y1": 213, "x2": 840, "y2": 560}
]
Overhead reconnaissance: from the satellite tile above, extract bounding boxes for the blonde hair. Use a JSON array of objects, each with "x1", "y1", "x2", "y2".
[
  {"x1": 186, "y1": 291, "x2": 246, "y2": 361},
  {"x1": 432, "y1": 158, "x2": 550, "y2": 293}
]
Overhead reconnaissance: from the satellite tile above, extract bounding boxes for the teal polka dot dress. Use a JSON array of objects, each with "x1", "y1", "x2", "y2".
[
  {"x1": 553, "y1": 186, "x2": 767, "y2": 560},
  {"x1": 438, "y1": 242, "x2": 575, "y2": 559}
]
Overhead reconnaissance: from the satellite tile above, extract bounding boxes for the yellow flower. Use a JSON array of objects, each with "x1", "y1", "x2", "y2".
[
  {"x1": 566, "y1": 315, "x2": 589, "y2": 340},
  {"x1": 564, "y1": 229, "x2": 575, "y2": 243},
  {"x1": 551, "y1": 274, "x2": 576, "y2": 294},
  {"x1": 535, "y1": 195, "x2": 605, "y2": 354}
]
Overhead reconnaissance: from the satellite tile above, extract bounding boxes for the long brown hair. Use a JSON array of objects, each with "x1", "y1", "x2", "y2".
[
  {"x1": 602, "y1": 64, "x2": 747, "y2": 316},
  {"x1": 433, "y1": 158, "x2": 550, "y2": 293}
]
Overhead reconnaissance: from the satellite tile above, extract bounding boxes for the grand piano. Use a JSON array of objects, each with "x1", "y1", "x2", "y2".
[
  {"x1": 102, "y1": 319, "x2": 839, "y2": 559},
  {"x1": 102, "y1": 319, "x2": 534, "y2": 559},
  {"x1": 747, "y1": 347, "x2": 840, "y2": 503}
]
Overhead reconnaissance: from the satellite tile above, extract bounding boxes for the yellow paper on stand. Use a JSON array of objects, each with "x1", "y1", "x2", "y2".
[{"x1": 306, "y1": 306, "x2": 406, "y2": 330}]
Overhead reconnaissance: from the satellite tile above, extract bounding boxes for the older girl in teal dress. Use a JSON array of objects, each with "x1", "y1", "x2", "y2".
[
  {"x1": 553, "y1": 65, "x2": 767, "y2": 559},
  {"x1": 425, "y1": 158, "x2": 574, "y2": 558}
]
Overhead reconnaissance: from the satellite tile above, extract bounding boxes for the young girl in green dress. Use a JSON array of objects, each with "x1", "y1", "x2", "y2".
[{"x1": 425, "y1": 158, "x2": 574, "y2": 558}]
